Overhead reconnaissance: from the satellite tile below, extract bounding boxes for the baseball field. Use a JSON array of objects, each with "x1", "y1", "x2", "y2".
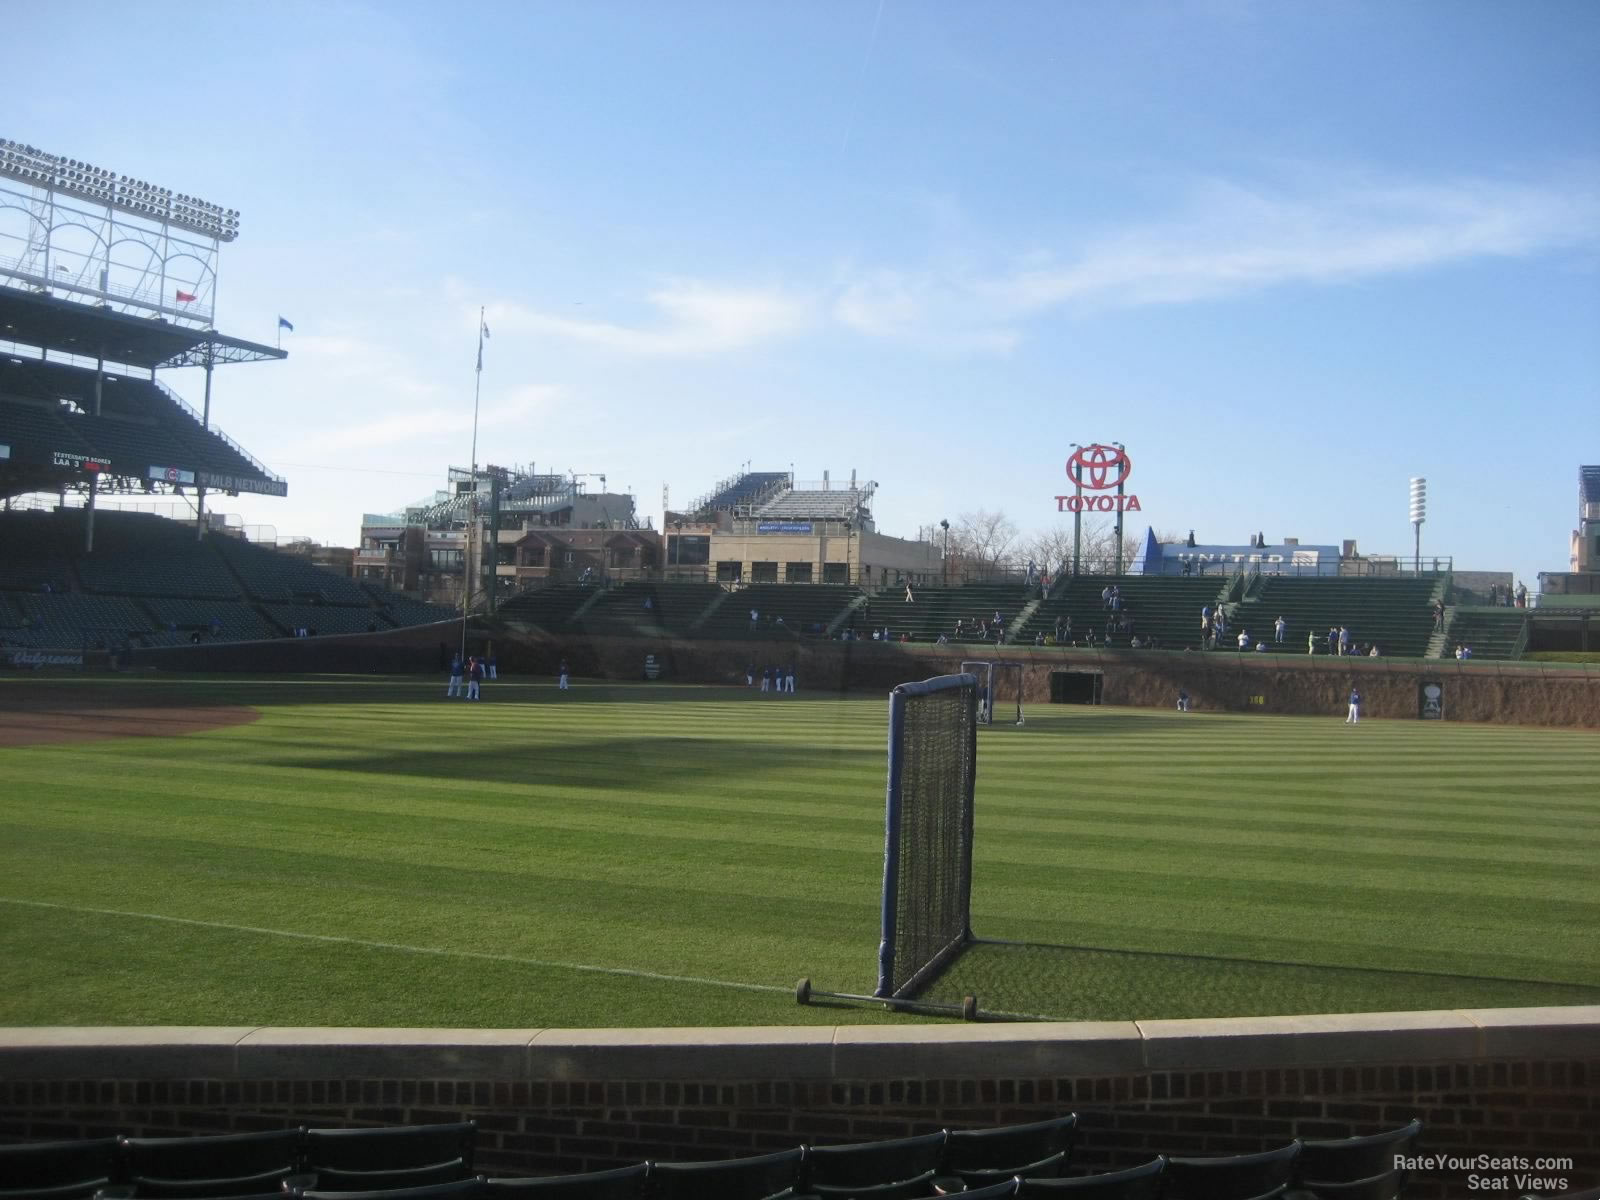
[{"x1": 2, "y1": 672, "x2": 1597, "y2": 1027}]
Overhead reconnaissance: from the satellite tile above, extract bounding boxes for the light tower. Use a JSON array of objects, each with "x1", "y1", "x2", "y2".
[{"x1": 1409, "y1": 477, "x2": 1427, "y2": 573}]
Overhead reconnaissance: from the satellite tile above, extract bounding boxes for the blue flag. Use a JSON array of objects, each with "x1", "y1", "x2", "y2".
[{"x1": 277, "y1": 316, "x2": 294, "y2": 332}]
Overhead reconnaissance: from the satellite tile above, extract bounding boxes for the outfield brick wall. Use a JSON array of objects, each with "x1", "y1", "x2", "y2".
[
  {"x1": 2, "y1": 1012, "x2": 1596, "y2": 1198},
  {"x1": 497, "y1": 631, "x2": 1600, "y2": 728}
]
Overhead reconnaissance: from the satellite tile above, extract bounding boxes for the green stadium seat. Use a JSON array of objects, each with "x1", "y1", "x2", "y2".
[
  {"x1": 803, "y1": 1131, "x2": 946, "y2": 1195},
  {"x1": 119, "y1": 1129, "x2": 305, "y2": 1198},
  {"x1": 650, "y1": 1147, "x2": 804, "y2": 1200},
  {"x1": 1288, "y1": 1172, "x2": 1402, "y2": 1200},
  {"x1": 0, "y1": 1137, "x2": 122, "y2": 1200},
  {"x1": 482, "y1": 1164, "x2": 648, "y2": 1200},
  {"x1": 1292, "y1": 1120, "x2": 1419, "y2": 1191},
  {"x1": 303, "y1": 1124, "x2": 475, "y2": 1193},
  {"x1": 298, "y1": 1182, "x2": 485, "y2": 1200},
  {"x1": 944, "y1": 1114, "x2": 1077, "y2": 1184},
  {"x1": 1163, "y1": 1143, "x2": 1301, "y2": 1200},
  {"x1": 1016, "y1": 1157, "x2": 1165, "y2": 1199}
]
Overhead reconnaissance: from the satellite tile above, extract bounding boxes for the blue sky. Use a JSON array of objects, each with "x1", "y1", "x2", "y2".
[{"x1": 9, "y1": 0, "x2": 1598, "y2": 587}]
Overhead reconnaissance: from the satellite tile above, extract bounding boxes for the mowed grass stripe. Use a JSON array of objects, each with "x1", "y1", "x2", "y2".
[{"x1": 1, "y1": 677, "x2": 1596, "y2": 1025}]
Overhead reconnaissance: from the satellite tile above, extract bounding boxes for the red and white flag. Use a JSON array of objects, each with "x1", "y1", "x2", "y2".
[{"x1": 175, "y1": 289, "x2": 197, "y2": 303}]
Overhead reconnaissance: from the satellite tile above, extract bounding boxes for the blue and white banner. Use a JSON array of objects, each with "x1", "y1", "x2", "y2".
[{"x1": 757, "y1": 521, "x2": 813, "y2": 534}]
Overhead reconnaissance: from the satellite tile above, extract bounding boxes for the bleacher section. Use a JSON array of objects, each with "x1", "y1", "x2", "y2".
[
  {"x1": 0, "y1": 358, "x2": 278, "y2": 488},
  {"x1": 867, "y1": 583, "x2": 1033, "y2": 644},
  {"x1": 1236, "y1": 576, "x2": 1437, "y2": 658},
  {"x1": 697, "y1": 583, "x2": 859, "y2": 639},
  {"x1": 1445, "y1": 607, "x2": 1528, "y2": 659},
  {"x1": 692, "y1": 471, "x2": 790, "y2": 515},
  {"x1": 755, "y1": 489, "x2": 861, "y2": 519},
  {"x1": 497, "y1": 585, "x2": 595, "y2": 632},
  {"x1": 0, "y1": 510, "x2": 451, "y2": 651},
  {"x1": 212, "y1": 535, "x2": 372, "y2": 605},
  {"x1": 1019, "y1": 575, "x2": 1228, "y2": 650}
]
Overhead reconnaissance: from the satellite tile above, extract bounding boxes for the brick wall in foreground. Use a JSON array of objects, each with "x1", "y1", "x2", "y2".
[{"x1": 2, "y1": 1013, "x2": 1597, "y2": 1199}]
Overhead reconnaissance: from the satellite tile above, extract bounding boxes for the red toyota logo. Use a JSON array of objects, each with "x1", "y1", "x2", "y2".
[{"x1": 1067, "y1": 444, "x2": 1131, "y2": 490}]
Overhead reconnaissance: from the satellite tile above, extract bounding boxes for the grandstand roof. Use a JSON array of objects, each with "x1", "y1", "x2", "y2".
[{"x1": 0, "y1": 289, "x2": 285, "y2": 369}]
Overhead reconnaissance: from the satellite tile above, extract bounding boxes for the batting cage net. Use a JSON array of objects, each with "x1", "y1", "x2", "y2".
[
  {"x1": 960, "y1": 660, "x2": 1025, "y2": 726},
  {"x1": 876, "y1": 672, "x2": 978, "y2": 1000}
]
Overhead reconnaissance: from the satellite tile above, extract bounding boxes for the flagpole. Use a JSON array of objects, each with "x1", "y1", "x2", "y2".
[{"x1": 460, "y1": 307, "x2": 485, "y2": 666}]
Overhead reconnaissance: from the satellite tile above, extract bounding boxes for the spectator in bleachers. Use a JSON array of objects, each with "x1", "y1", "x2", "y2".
[
  {"x1": 1369, "y1": 644, "x2": 1380, "y2": 657},
  {"x1": 749, "y1": 607, "x2": 759, "y2": 631},
  {"x1": 904, "y1": 582, "x2": 914, "y2": 603},
  {"x1": 1101, "y1": 585, "x2": 1112, "y2": 609},
  {"x1": 1327, "y1": 626, "x2": 1338, "y2": 655},
  {"x1": 1515, "y1": 581, "x2": 1528, "y2": 607},
  {"x1": 1237, "y1": 629, "x2": 1250, "y2": 650},
  {"x1": 1433, "y1": 600, "x2": 1445, "y2": 630},
  {"x1": 1339, "y1": 626, "x2": 1351, "y2": 656},
  {"x1": 1307, "y1": 630, "x2": 1317, "y2": 654},
  {"x1": 1274, "y1": 615, "x2": 1286, "y2": 643}
]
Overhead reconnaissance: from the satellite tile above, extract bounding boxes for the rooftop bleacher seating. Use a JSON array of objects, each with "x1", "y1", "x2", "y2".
[
  {"x1": 754, "y1": 489, "x2": 864, "y2": 520},
  {"x1": 694, "y1": 471, "x2": 790, "y2": 514}
]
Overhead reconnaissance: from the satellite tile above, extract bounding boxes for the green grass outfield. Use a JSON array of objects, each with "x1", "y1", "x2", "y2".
[{"x1": 1, "y1": 674, "x2": 1597, "y2": 1027}]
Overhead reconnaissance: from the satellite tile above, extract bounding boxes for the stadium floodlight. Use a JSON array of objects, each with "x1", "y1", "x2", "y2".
[
  {"x1": 1409, "y1": 476, "x2": 1426, "y2": 573},
  {"x1": 0, "y1": 135, "x2": 240, "y2": 241}
]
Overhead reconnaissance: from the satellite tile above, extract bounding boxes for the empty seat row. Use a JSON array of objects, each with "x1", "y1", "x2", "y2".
[
  {"x1": 0, "y1": 1123, "x2": 475, "y2": 1200},
  {"x1": 0, "y1": 1118, "x2": 1443, "y2": 1200}
]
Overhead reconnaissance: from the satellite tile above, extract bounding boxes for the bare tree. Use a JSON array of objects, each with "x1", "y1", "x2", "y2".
[
  {"x1": 1022, "y1": 527, "x2": 1076, "y2": 578},
  {"x1": 952, "y1": 510, "x2": 1019, "y2": 579},
  {"x1": 1032, "y1": 517, "x2": 1144, "y2": 575}
]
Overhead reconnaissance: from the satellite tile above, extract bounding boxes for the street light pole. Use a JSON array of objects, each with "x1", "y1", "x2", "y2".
[
  {"x1": 1112, "y1": 442, "x2": 1126, "y2": 577},
  {"x1": 940, "y1": 518, "x2": 949, "y2": 585},
  {"x1": 1068, "y1": 443, "x2": 1082, "y2": 577}
]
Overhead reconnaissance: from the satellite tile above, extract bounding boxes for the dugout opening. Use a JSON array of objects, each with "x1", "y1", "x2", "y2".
[{"x1": 1050, "y1": 670, "x2": 1102, "y2": 705}]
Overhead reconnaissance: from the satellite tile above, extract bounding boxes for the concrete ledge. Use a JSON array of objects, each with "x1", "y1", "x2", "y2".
[
  {"x1": 2, "y1": 1008, "x2": 1597, "y2": 1082},
  {"x1": 1463, "y1": 1005, "x2": 1600, "y2": 1058},
  {"x1": 831, "y1": 1021, "x2": 1145, "y2": 1078},
  {"x1": 1136, "y1": 1010, "x2": 1482, "y2": 1071},
  {"x1": 0, "y1": 1026, "x2": 259, "y2": 1080},
  {"x1": 237, "y1": 1028, "x2": 545, "y2": 1081},
  {"x1": 531, "y1": 1027, "x2": 837, "y2": 1081}
]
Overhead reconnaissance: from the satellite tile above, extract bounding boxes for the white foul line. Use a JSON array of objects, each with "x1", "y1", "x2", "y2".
[{"x1": 0, "y1": 896, "x2": 791, "y2": 997}]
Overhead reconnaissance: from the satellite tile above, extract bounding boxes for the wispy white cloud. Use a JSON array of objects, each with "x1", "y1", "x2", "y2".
[
  {"x1": 832, "y1": 166, "x2": 1600, "y2": 351},
  {"x1": 313, "y1": 385, "x2": 559, "y2": 452},
  {"x1": 491, "y1": 280, "x2": 813, "y2": 357}
]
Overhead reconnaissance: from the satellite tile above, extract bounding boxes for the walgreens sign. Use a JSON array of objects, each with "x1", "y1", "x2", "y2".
[{"x1": 1056, "y1": 443, "x2": 1142, "y2": 512}]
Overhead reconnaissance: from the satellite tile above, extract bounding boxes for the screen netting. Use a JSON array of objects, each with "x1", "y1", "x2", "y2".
[
  {"x1": 960, "y1": 660, "x2": 1024, "y2": 726},
  {"x1": 876, "y1": 673, "x2": 978, "y2": 999}
]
